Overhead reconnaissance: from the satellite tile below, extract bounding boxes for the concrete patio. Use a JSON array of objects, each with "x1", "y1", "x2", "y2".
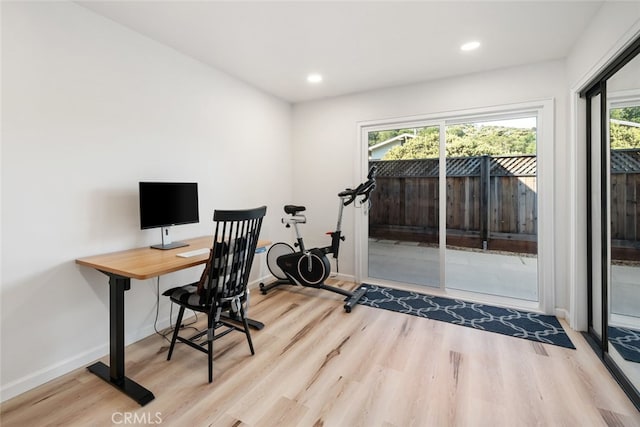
[{"x1": 368, "y1": 239, "x2": 639, "y2": 314}]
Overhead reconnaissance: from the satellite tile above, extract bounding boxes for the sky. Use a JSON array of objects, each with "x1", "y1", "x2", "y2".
[{"x1": 478, "y1": 117, "x2": 536, "y2": 129}]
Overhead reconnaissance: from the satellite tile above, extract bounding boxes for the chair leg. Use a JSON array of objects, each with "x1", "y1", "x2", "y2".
[
  {"x1": 167, "y1": 305, "x2": 185, "y2": 361},
  {"x1": 239, "y1": 306, "x2": 255, "y2": 355},
  {"x1": 208, "y1": 339, "x2": 213, "y2": 383},
  {"x1": 207, "y1": 314, "x2": 214, "y2": 383}
]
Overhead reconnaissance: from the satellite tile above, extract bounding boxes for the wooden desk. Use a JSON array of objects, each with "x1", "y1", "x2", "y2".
[{"x1": 76, "y1": 236, "x2": 270, "y2": 406}]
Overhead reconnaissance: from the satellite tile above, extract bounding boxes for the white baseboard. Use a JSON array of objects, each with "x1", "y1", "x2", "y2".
[
  {"x1": 253, "y1": 273, "x2": 357, "y2": 287},
  {"x1": 0, "y1": 341, "x2": 108, "y2": 403},
  {"x1": 247, "y1": 274, "x2": 272, "y2": 290},
  {"x1": 555, "y1": 308, "x2": 570, "y2": 322},
  {"x1": 0, "y1": 274, "x2": 278, "y2": 404},
  {"x1": 0, "y1": 313, "x2": 176, "y2": 403},
  {"x1": 329, "y1": 272, "x2": 356, "y2": 283},
  {"x1": 0, "y1": 272, "x2": 326, "y2": 403}
]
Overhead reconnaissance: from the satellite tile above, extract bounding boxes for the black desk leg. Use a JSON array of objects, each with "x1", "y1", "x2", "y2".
[{"x1": 87, "y1": 274, "x2": 155, "y2": 406}]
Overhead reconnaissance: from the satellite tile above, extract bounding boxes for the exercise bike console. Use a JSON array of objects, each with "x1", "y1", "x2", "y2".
[{"x1": 260, "y1": 166, "x2": 377, "y2": 312}]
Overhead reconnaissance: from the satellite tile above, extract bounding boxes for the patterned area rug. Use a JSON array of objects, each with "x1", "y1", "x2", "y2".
[
  {"x1": 358, "y1": 284, "x2": 575, "y2": 349},
  {"x1": 609, "y1": 326, "x2": 640, "y2": 362}
]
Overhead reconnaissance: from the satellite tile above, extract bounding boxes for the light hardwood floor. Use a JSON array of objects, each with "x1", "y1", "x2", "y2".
[{"x1": 2, "y1": 280, "x2": 640, "y2": 426}]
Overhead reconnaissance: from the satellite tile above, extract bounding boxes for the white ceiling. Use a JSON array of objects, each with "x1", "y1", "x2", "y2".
[{"x1": 78, "y1": 1, "x2": 604, "y2": 103}]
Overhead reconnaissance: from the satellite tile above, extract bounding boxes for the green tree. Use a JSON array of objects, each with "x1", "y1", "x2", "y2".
[
  {"x1": 377, "y1": 124, "x2": 537, "y2": 160},
  {"x1": 610, "y1": 106, "x2": 640, "y2": 149},
  {"x1": 611, "y1": 106, "x2": 640, "y2": 122},
  {"x1": 383, "y1": 127, "x2": 439, "y2": 159},
  {"x1": 610, "y1": 123, "x2": 640, "y2": 149}
]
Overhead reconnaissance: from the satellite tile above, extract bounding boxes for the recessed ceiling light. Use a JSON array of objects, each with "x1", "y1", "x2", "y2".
[
  {"x1": 307, "y1": 73, "x2": 323, "y2": 83},
  {"x1": 460, "y1": 41, "x2": 481, "y2": 52}
]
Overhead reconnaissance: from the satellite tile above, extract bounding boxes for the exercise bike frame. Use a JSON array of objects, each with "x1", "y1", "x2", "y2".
[{"x1": 259, "y1": 167, "x2": 376, "y2": 312}]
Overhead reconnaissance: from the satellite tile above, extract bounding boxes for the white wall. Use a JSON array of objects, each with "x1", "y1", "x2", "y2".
[
  {"x1": 566, "y1": 2, "x2": 640, "y2": 90},
  {"x1": 0, "y1": 2, "x2": 292, "y2": 400},
  {"x1": 291, "y1": 60, "x2": 569, "y2": 311}
]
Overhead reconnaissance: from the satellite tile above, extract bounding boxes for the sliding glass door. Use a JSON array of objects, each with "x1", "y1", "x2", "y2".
[
  {"x1": 362, "y1": 105, "x2": 549, "y2": 310},
  {"x1": 583, "y1": 35, "x2": 640, "y2": 409}
]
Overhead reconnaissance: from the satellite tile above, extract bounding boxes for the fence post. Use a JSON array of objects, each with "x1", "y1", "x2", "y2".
[
  {"x1": 399, "y1": 177, "x2": 406, "y2": 227},
  {"x1": 480, "y1": 155, "x2": 490, "y2": 250}
]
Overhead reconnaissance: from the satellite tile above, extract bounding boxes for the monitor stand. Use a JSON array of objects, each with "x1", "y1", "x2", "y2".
[{"x1": 151, "y1": 226, "x2": 188, "y2": 250}]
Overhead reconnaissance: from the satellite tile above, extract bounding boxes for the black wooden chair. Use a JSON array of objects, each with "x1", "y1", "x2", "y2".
[{"x1": 163, "y1": 206, "x2": 267, "y2": 383}]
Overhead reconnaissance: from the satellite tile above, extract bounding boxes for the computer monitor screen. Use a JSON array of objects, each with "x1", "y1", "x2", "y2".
[{"x1": 139, "y1": 182, "x2": 199, "y2": 230}]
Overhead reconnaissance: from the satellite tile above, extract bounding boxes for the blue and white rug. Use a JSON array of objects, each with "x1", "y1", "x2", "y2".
[
  {"x1": 609, "y1": 326, "x2": 640, "y2": 363},
  {"x1": 357, "y1": 284, "x2": 575, "y2": 349}
]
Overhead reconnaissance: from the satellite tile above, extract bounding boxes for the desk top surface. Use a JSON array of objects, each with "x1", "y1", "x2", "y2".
[{"x1": 76, "y1": 236, "x2": 270, "y2": 280}]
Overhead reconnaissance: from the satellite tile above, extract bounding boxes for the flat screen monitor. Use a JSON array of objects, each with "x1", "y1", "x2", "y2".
[{"x1": 139, "y1": 182, "x2": 199, "y2": 249}]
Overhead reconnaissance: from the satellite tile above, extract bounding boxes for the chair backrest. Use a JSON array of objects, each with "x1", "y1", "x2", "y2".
[{"x1": 197, "y1": 206, "x2": 267, "y2": 307}]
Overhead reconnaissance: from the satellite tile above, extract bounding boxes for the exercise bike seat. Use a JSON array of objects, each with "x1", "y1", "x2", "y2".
[{"x1": 284, "y1": 205, "x2": 306, "y2": 215}]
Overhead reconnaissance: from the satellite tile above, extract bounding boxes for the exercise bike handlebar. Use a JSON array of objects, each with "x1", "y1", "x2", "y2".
[{"x1": 338, "y1": 165, "x2": 377, "y2": 206}]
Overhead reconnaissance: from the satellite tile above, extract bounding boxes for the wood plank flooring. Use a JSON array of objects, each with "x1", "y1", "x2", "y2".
[{"x1": 2, "y1": 280, "x2": 640, "y2": 426}]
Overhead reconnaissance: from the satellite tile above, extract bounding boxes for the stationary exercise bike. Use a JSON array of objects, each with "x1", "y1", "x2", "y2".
[{"x1": 259, "y1": 166, "x2": 376, "y2": 312}]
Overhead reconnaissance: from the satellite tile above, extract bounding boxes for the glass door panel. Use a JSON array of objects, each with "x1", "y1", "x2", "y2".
[
  {"x1": 607, "y1": 53, "x2": 640, "y2": 390},
  {"x1": 367, "y1": 125, "x2": 440, "y2": 287},
  {"x1": 444, "y1": 117, "x2": 539, "y2": 301}
]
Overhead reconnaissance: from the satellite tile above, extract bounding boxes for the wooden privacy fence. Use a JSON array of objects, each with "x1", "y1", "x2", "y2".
[
  {"x1": 610, "y1": 149, "x2": 640, "y2": 260},
  {"x1": 370, "y1": 150, "x2": 640, "y2": 258},
  {"x1": 369, "y1": 155, "x2": 538, "y2": 253}
]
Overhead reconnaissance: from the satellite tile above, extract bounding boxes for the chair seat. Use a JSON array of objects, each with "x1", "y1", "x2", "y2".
[
  {"x1": 163, "y1": 283, "x2": 247, "y2": 313},
  {"x1": 163, "y1": 283, "x2": 202, "y2": 309}
]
